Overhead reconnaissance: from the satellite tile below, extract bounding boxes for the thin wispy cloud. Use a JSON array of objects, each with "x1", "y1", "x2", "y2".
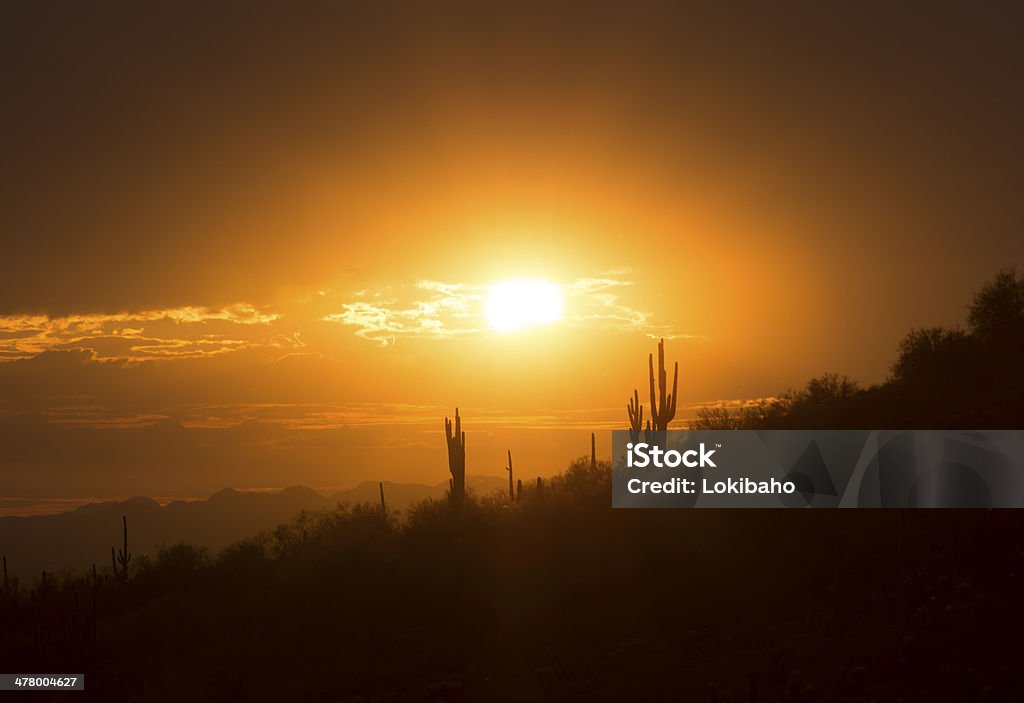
[
  {"x1": 323, "y1": 272, "x2": 687, "y2": 345},
  {"x1": 322, "y1": 281, "x2": 487, "y2": 346},
  {"x1": 0, "y1": 304, "x2": 285, "y2": 363},
  {"x1": 36, "y1": 401, "x2": 631, "y2": 432}
]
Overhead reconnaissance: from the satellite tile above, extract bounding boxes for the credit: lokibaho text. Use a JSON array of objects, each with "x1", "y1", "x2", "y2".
[
  {"x1": 624, "y1": 441, "x2": 797, "y2": 495},
  {"x1": 626, "y1": 476, "x2": 797, "y2": 495}
]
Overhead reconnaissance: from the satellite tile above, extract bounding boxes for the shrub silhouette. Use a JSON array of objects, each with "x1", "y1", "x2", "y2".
[{"x1": 692, "y1": 405, "x2": 741, "y2": 430}]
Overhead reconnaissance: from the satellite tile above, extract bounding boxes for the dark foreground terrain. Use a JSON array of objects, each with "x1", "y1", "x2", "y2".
[{"x1": 2, "y1": 461, "x2": 1022, "y2": 702}]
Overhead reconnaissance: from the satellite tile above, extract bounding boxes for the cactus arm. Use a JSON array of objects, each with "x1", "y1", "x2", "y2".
[
  {"x1": 658, "y1": 340, "x2": 667, "y2": 420},
  {"x1": 670, "y1": 361, "x2": 679, "y2": 419},
  {"x1": 648, "y1": 352, "x2": 657, "y2": 426}
]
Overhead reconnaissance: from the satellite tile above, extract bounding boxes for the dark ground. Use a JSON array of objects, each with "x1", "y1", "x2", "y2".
[{"x1": 2, "y1": 474, "x2": 1022, "y2": 702}]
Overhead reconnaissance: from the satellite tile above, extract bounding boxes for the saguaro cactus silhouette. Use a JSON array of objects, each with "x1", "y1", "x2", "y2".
[
  {"x1": 590, "y1": 432, "x2": 597, "y2": 471},
  {"x1": 506, "y1": 450, "x2": 514, "y2": 501},
  {"x1": 648, "y1": 338, "x2": 678, "y2": 432},
  {"x1": 111, "y1": 515, "x2": 131, "y2": 583},
  {"x1": 444, "y1": 408, "x2": 466, "y2": 506},
  {"x1": 627, "y1": 388, "x2": 644, "y2": 444},
  {"x1": 379, "y1": 482, "x2": 387, "y2": 519}
]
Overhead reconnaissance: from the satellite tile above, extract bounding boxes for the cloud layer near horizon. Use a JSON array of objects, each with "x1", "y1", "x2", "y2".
[{"x1": 0, "y1": 271, "x2": 691, "y2": 364}]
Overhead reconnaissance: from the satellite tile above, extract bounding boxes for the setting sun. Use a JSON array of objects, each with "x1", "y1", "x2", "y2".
[{"x1": 485, "y1": 279, "x2": 564, "y2": 333}]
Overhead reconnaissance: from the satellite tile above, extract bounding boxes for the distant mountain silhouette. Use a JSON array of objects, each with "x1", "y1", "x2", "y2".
[{"x1": 0, "y1": 476, "x2": 506, "y2": 580}]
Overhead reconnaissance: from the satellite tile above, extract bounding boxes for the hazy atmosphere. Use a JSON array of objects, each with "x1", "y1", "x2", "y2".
[{"x1": 3, "y1": 2, "x2": 1023, "y2": 507}]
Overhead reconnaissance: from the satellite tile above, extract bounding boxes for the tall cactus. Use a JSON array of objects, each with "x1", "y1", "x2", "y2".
[
  {"x1": 506, "y1": 450, "x2": 514, "y2": 501},
  {"x1": 444, "y1": 408, "x2": 466, "y2": 506},
  {"x1": 627, "y1": 389, "x2": 644, "y2": 444},
  {"x1": 379, "y1": 482, "x2": 387, "y2": 519},
  {"x1": 111, "y1": 515, "x2": 131, "y2": 583},
  {"x1": 590, "y1": 432, "x2": 597, "y2": 472},
  {"x1": 648, "y1": 338, "x2": 678, "y2": 432}
]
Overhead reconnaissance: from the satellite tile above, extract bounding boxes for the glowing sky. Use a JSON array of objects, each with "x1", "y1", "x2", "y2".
[{"x1": 2, "y1": 3, "x2": 1023, "y2": 509}]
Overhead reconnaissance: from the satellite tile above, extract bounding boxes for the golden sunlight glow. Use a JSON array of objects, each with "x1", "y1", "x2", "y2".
[{"x1": 485, "y1": 279, "x2": 564, "y2": 333}]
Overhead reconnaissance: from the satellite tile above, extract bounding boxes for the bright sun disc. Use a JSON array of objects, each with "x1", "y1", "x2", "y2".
[{"x1": 486, "y1": 279, "x2": 564, "y2": 333}]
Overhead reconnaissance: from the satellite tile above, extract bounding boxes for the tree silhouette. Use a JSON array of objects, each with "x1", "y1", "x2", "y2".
[
  {"x1": 801, "y1": 372, "x2": 859, "y2": 406},
  {"x1": 891, "y1": 326, "x2": 969, "y2": 383},
  {"x1": 968, "y1": 266, "x2": 1024, "y2": 342}
]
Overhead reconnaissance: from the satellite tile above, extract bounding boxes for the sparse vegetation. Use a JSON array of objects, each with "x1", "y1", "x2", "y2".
[{"x1": 1, "y1": 461, "x2": 1020, "y2": 701}]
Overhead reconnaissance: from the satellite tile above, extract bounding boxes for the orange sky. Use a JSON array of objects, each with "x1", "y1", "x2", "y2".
[{"x1": 2, "y1": 3, "x2": 1024, "y2": 509}]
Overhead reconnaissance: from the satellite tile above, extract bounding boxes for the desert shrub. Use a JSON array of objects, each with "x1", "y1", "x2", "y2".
[
  {"x1": 548, "y1": 456, "x2": 611, "y2": 503},
  {"x1": 693, "y1": 406, "x2": 740, "y2": 430}
]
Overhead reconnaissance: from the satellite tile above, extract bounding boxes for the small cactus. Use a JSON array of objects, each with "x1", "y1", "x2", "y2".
[
  {"x1": 627, "y1": 389, "x2": 644, "y2": 443},
  {"x1": 517, "y1": 478, "x2": 523, "y2": 503},
  {"x1": 112, "y1": 515, "x2": 131, "y2": 583},
  {"x1": 379, "y1": 482, "x2": 387, "y2": 519}
]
